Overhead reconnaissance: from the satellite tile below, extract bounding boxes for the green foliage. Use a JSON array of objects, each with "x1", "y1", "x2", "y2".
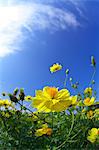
[{"x1": 0, "y1": 106, "x2": 98, "y2": 150}]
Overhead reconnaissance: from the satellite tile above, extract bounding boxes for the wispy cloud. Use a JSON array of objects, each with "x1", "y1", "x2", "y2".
[{"x1": 0, "y1": 1, "x2": 81, "y2": 58}]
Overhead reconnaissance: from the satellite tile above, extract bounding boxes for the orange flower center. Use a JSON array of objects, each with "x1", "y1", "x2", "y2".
[
  {"x1": 47, "y1": 87, "x2": 58, "y2": 99},
  {"x1": 85, "y1": 98, "x2": 90, "y2": 103}
]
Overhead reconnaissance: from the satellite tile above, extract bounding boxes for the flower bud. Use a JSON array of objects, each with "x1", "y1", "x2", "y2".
[
  {"x1": 2, "y1": 92, "x2": 6, "y2": 96},
  {"x1": 19, "y1": 88, "x2": 25, "y2": 101},
  {"x1": 8, "y1": 93, "x2": 18, "y2": 103},
  {"x1": 13, "y1": 88, "x2": 19, "y2": 96},
  {"x1": 91, "y1": 56, "x2": 96, "y2": 67},
  {"x1": 72, "y1": 84, "x2": 77, "y2": 89},
  {"x1": 66, "y1": 69, "x2": 69, "y2": 75},
  {"x1": 70, "y1": 77, "x2": 72, "y2": 82},
  {"x1": 92, "y1": 80, "x2": 95, "y2": 84}
]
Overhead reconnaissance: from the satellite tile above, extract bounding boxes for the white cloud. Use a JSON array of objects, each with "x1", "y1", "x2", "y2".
[
  {"x1": 0, "y1": 2, "x2": 80, "y2": 58},
  {"x1": 68, "y1": 0, "x2": 85, "y2": 18}
]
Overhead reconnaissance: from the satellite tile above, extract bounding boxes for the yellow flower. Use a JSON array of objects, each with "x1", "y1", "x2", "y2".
[
  {"x1": 84, "y1": 97, "x2": 95, "y2": 106},
  {"x1": 0, "y1": 100, "x2": 3, "y2": 106},
  {"x1": 87, "y1": 128, "x2": 99, "y2": 143},
  {"x1": 84, "y1": 87, "x2": 92, "y2": 96},
  {"x1": 32, "y1": 86, "x2": 71, "y2": 112},
  {"x1": 25, "y1": 95, "x2": 34, "y2": 101},
  {"x1": 0, "y1": 99, "x2": 12, "y2": 107},
  {"x1": 35, "y1": 124, "x2": 52, "y2": 137},
  {"x1": 87, "y1": 110, "x2": 94, "y2": 119},
  {"x1": 3, "y1": 99, "x2": 12, "y2": 106},
  {"x1": 69, "y1": 95, "x2": 78, "y2": 106},
  {"x1": 50, "y1": 63, "x2": 62, "y2": 73}
]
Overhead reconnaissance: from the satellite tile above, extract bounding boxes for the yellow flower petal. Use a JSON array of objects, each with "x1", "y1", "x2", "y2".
[
  {"x1": 69, "y1": 95, "x2": 78, "y2": 105},
  {"x1": 35, "y1": 90, "x2": 43, "y2": 98},
  {"x1": 51, "y1": 100, "x2": 72, "y2": 112},
  {"x1": 32, "y1": 98, "x2": 45, "y2": 109},
  {"x1": 25, "y1": 95, "x2": 33, "y2": 101},
  {"x1": 56, "y1": 89, "x2": 70, "y2": 100},
  {"x1": 43, "y1": 86, "x2": 58, "y2": 99}
]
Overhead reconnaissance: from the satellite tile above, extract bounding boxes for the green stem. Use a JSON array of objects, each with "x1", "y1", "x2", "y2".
[
  {"x1": 18, "y1": 101, "x2": 33, "y2": 113},
  {"x1": 21, "y1": 100, "x2": 23, "y2": 111},
  {"x1": 52, "y1": 112, "x2": 54, "y2": 129},
  {"x1": 56, "y1": 112, "x2": 74, "y2": 149},
  {"x1": 70, "y1": 129, "x2": 81, "y2": 140},
  {"x1": 89, "y1": 67, "x2": 96, "y2": 87},
  {"x1": 66, "y1": 140, "x2": 78, "y2": 143},
  {"x1": 64, "y1": 74, "x2": 68, "y2": 88},
  {"x1": 66, "y1": 112, "x2": 74, "y2": 138},
  {"x1": 50, "y1": 112, "x2": 54, "y2": 150}
]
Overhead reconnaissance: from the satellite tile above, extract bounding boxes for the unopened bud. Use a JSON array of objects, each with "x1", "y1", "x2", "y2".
[
  {"x1": 72, "y1": 84, "x2": 77, "y2": 89},
  {"x1": 2, "y1": 92, "x2": 6, "y2": 96},
  {"x1": 8, "y1": 93, "x2": 18, "y2": 103},
  {"x1": 66, "y1": 69, "x2": 69, "y2": 75},
  {"x1": 13, "y1": 88, "x2": 19, "y2": 96},
  {"x1": 20, "y1": 88, "x2": 24, "y2": 93},
  {"x1": 91, "y1": 56, "x2": 96, "y2": 67},
  {"x1": 70, "y1": 77, "x2": 72, "y2": 82},
  {"x1": 19, "y1": 88, "x2": 25, "y2": 101},
  {"x1": 92, "y1": 80, "x2": 95, "y2": 84}
]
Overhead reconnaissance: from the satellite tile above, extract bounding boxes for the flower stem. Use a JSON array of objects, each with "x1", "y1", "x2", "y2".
[
  {"x1": 89, "y1": 67, "x2": 96, "y2": 87},
  {"x1": 20, "y1": 100, "x2": 23, "y2": 111},
  {"x1": 56, "y1": 112, "x2": 74, "y2": 149},
  {"x1": 18, "y1": 101, "x2": 33, "y2": 113},
  {"x1": 51, "y1": 112, "x2": 54, "y2": 129},
  {"x1": 70, "y1": 129, "x2": 81, "y2": 140},
  {"x1": 64, "y1": 74, "x2": 68, "y2": 88}
]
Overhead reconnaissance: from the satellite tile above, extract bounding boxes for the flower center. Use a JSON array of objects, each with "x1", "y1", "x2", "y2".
[
  {"x1": 47, "y1": 87, "x2": 58, "y2": 99},
  {"x1": 54, "y1": 66, "x2": 60, "y2": 71},
  {"x1": 85, "y1": 98, "x2": 90, "y2": 103}
]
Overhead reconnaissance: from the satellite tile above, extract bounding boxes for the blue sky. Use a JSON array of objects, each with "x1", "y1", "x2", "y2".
[{"x1": 0, "y1": 0, "x2": 99, "y2": 100}]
